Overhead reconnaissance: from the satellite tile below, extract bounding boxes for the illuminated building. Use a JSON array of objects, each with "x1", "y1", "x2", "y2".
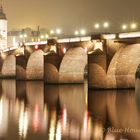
[{"x1": 0, "y1": 3, "x2": 7, "y2": 50}]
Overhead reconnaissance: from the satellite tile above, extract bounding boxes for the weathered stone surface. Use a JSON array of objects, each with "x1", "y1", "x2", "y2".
[
  {"x1": 1, "y1": 55, "x2": 16, "y2": 78},
  {"x1": 88, "y1": 52, "x2": 107, "y2": 88},
  {"x1": 107, "y1": 44, "x2": 140, "y2": 88},
  {"x1": 136, "y1": 64, "x2": 140, "y2": 78},
  {"x1": 59, "y1": 47, "x2": 87, "y2": 83},
  {"x1": 16, "y1": 65, "x2": 26, "y2": 80},
  {"x1": 88, "y1": 63, "x2": 107, "y2": 88},
  {"x1": 26, "y1": 50, "x2": 44, "y2": 80},
  {"x1": 44, "y1": 63, "x2": 59, "y2": 83}
]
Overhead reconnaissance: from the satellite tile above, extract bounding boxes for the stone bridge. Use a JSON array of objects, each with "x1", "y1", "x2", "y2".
[
  {"x1": 1, "y1": 32, "x2": 140, "y2": 89},
  {"x1": 0, "y1": 39, "x2": 87, "y2": 84}
]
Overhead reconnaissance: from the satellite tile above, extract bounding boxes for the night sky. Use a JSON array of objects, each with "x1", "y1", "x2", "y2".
[{"x1": 3, "y1": 0, "x2": 140, "y2": 33}]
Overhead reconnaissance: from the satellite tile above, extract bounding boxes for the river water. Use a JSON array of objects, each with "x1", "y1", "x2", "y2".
[{"x1": 0, "y1": 79, "x2": 140, "y2": 140}]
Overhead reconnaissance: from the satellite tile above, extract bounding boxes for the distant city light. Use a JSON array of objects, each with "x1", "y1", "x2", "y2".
[
  {"x1": 56, "y1": 29, "x2": 61, "y2": 34},
  {"x1": 131, "y1": 23, "x2": 137, "y2": 29},
  {"x1": 103, "y1": 22, "x2": 109, "y2": 28},
  {"x1": 94, "y1": 23, "x2": 100, "y2": 29},
  {"x1": 74, "y1": 30, "x2": 79, "y2": 35},
  {"x1": 122, "y1": 24, "x2": 127, "y2": 30},
  {"x1": 80, "y1": 29, "x2": 86, "y2": 35}
]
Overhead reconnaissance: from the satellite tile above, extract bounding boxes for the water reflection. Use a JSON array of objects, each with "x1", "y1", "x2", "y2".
[
  {"x1": 0, "y1": 80, "x2": 139, "y2": 140},
  {"x1": 89, "y1": 87, "x2": 140, "y2": 140}
]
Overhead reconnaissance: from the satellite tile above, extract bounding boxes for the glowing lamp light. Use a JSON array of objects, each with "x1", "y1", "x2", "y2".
[
  {"x1": 122, "y1": 24, "x2": 127, "y2": 30},
  {"x1": 20, "y1": 35, "x2": 23, "y2": 38},
  {"x1": 24, "y1": 34, "x2": 27, "y2": 38},
  {"x1": 40, "y1": 35, "x2": 44, "y2": 39},
  {"x1": 45, "y1": 34, "x2": 49, "y2": 38},
  {"x1": 131, "y1": 23, "x2": 137, "y2": 29},
  {"x1": 103, "y1": 22, "x2": 109, "y2": 28},
  {"x1": 80, "y1": 29, "x2": 86, "y2": 35},
  {"x1": 63, "y1": 48, "x2": 66, "y2": 54},
  {"x1": 74, "y1": 30, "x2": 79, "y2": 35},
  {"x1": 56, "y1": 28, "x2": 61, "y2": 34},
  {"x1": 94, "y1": 23, "x2": 100, "y2": 29},
  {"x1": 35, "y1": 44, "x2": 39, "y2": 50},
  {"x1": 50, "y1": 30, "x2": 54, "y2": 34}
]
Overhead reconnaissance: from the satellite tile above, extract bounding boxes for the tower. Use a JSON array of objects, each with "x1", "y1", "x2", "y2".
[{"x1": 0, "y1": 0, "x2": 7, "y2": 50}]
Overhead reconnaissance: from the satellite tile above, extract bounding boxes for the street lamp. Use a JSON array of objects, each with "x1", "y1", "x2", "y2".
[
  {"x1": 74, "y1": 30, "x2": 79, "y2": 36},
  {"x1": 50, "y1": 30, "x2": 54, "y2": 34},
  {"x1": 80, "y1": 29, "x2": 86, "y2": 35},
  {"x1": 94, "y1": 23, "x2": 100, "y2": 29},
  {"x1": 56, "y1": 28, "x2": 61, "y2": 34},
  {"x1": 103, "y1": 22, "x2": 109, "y2": 28},
  {"x1": 122, "y1": 24, "x2": 127, "y2": 30},
  {"x1": 130, "y1": 23, "x2": 137, "y2": 30},
  {"x1": 103, "y1": 22, "x2": 109, "y2": 33}
]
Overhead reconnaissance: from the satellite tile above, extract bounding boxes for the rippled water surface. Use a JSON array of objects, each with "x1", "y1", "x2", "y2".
[{"x1": 0, "y1": 79, "x2": 140, "y2": 140}]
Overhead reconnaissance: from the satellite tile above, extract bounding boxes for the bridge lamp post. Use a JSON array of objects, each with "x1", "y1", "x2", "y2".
[
  {"x1": 74, "y1": 30, "x2": 79, "y2": 36},
  {"x1": 50, "y1": 30, "x2": 54, "y2": 37},
  {"x1": 130, "y1": 23, "x2": 137, "y2": 30},
  {"x1": 56, "y1": 28, "x2": 61, "y2": 34},
  {"x1": 122, "y1": 24, "x2": 127, "y2": 31},
  {"x1": 40, "y1": 35, "x2": 45, "y2": 41},
  {"x1": 103, "y1": 22, "x2": 109, "y2": 33},
  {"x1": 45, "y1": 34, "x2": 49, "y2": 39},
  {"x1": 94, "y1": 23, "x2": 100, "y2": 33},
  {"x1": 94, "y1": 24, "x2": 100, "y2": 29},
  {"x1": 80, "y1": 29, "x2": 86, "y2": 36}
]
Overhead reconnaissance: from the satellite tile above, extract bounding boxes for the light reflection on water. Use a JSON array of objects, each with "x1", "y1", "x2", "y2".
[{"x1": 0, "y1": 80, "x2": 139, "y2": 140}]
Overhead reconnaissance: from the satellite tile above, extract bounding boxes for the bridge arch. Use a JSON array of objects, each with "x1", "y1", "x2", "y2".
[
  {"x1": 1, "y1": 55, "x2": 16, "y2": 78},
  {"x1": 59, "y1": 47, "x2": 87, "y2": 83},
  {"x1": 44, "y1": 63, "x2": 59, "y2": 83},
  {"x1": 107, "y1": 44, "x2": 140, "y2": 88},
  {"x1": 26, "y1": 50, "x2": 44, "y2": 80}
]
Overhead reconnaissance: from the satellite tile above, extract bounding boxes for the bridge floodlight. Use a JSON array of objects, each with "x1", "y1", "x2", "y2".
[
  {"x1": 24, "y1": 34, "x2": 27, "y2": 38},
  {"x1": 45, "y1": 34, "x2": 49, "y2": 38},
  {"x1": 94, "y1": 23, "x2": 100, "y2": 29},
  {"x1": 74, "y1": 30, "x2": 79, "y2": 35},
  {"x1": 56, "y1": 28, "x2": 61, "y2": 34},
  {"x1": 122, "y1": 24, "x2": 127, "y2": 30},
  {"x1": 131, "y1": 23, "x2": 137, "y2": 29},
  {"x1": 103, "y1": 22, "x2": 109, "y2": 28},
  {"x1": 40, "y1": 35, "x2": 44, "y2": 39},
  {"x1": 20, "y1": 34, "x2": 23, "y2": 38},
  {"x1": 80, "y1": 29, "x2": 86, "y2": 35},
  {"x1": 50, "y1": 30, "x2": 54, "y2": 34}
]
